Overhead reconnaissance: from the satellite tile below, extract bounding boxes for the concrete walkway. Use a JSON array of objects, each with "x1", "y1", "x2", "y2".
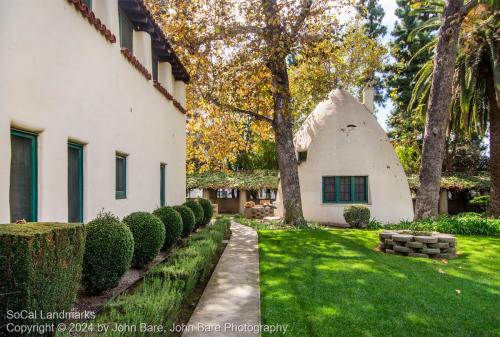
[{"x1": 182, "y1": 221, "x2": 261, "y2": 337}]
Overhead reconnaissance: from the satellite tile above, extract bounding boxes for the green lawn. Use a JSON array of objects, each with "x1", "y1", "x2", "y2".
[{"x1": 258, "y1": 229, "x2": 500, "y2": 337}]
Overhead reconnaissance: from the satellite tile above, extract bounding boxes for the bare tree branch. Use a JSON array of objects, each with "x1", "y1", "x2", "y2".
[
  {"x1": 290, "y1": 0, "x2": 313, "y2": 40},
  {"x1": 197, "y1": 25, "x2": 263, "y2": 45},
  {"x1": 204, "y1": 94, "x2": 274, "y2": 124}
]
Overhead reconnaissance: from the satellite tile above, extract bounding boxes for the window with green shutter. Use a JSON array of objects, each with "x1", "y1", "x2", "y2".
[
  {"x1": 298, "y1": 151, "x2": 307, "y2": 163},
  {"x1": 152, "y1": 47, "x2": 159, "y2": 81},
  {"x1": 82, "y1": 0, "x2": 92, "y2": 9},
  {"x1": 119, "y1": 8, "x2": 134, "y2": 51},
  {"x1": 116, "y1": 154, "x2": 127, "y2": 199},
  {"x1": 68, "y1": 143, "x2": 84, "y2": 223},
  {"x1": 322, "y1": 176, "x2": 368, "y2": 204},
  {"x1": 160, "y1": 164, "x2": 166, "y2": 206},
  {"x1": 10, "y1": 129, "x2": 38, "y2": 222}
]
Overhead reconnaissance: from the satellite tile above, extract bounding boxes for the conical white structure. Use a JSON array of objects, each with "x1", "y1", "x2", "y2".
[{"x1": 276, "y1": 89, "x2": 414, "y2": 224}]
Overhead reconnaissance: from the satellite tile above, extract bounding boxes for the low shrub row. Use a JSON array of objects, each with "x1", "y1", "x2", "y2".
[
  {"x1": 369, "y1": 212, "x2": 500, "y2": 236},
  {"x1": 0, "y1": 223, "x2": 86, "y2": 337},
  {"x1": 83, "y1": 198, "x2": 214, "y2": 294},
  {"x1": 86, "y1": 217, "x2": 231, "y2": 337}
]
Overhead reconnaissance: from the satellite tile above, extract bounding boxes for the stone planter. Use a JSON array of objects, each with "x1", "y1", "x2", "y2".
[
  {"x1": 244, "y1": 207, "x2": 275, "y2": 219},
  {"x1": 379, "y1": 230, "x2": 457, "y2": 259}
]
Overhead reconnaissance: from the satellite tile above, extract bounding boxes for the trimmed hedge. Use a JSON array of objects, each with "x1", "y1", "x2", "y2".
[
  {"x1": 92, "y1": 218, "x2": 231, "y2": 337},
  {"x1": 197, "y1": 198, "x2": 214, "y2": 226},
  {"x1": 153, "y1": 206, "x2": 183, "y2": 250},
  {"x1": 183, "y1": 200, "x2": 204, "y2": 228},
  {"x1": 343, "y1": 205, "x2": 371, "y2": 228},
  {"x1": 173, "y1": 205, "x2": 196, "y2": 236},
  {"x1": 83, "y1": 212, "x2": 134, "y2": 294},
  {"x1": 123, "y1": 212, "x2": 166, "y2": 268},
  {"x1": 0, "y1": 223, "x2": 85, "y2": 336}
]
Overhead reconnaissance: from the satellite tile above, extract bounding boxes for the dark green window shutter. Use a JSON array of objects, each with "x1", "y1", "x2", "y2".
[
  {"x1": 119, "y1": 9, "x2": 134, "y2": 51},
  {"x1": 152, "y1": 47, "x2": 159, "y2": 81},
  {"x1": 116, "y1": 154, "x2": 127, "y2": 199},
  {"x1": 160, "y1": 164, "x2": 166, "y2": 206},
  {"x1": 10, "y1": 130, "x2": 37, "y2": 222},
  {"x1": 68, "y1": 143, "x2": 84, "y2": 222},
  {"x1": 82, "y1": 0, "x2": 92, "y2": 9}
]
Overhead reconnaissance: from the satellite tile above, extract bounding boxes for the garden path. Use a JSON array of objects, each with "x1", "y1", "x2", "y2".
[{"x1": 182, "y1": 221, "x2": 261, "y2": 337}]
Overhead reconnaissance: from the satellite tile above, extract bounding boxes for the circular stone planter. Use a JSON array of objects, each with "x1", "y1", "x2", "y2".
[{"x1": 379, "y1": 230, "x2": 457, "y2": 259}]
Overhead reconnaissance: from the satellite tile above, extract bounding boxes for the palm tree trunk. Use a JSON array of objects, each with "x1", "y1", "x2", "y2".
[
  {"x1": 414, "y1": 0, "x2": 463, "y2": 219},
  {"x1": 487, "y1": 71, "x2": 500, "y2": 217}
]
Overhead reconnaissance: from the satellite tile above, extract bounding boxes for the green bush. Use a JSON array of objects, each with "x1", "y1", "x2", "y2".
[
  {"x1": 83, "y1": 212, "x2": 134, "y2": 294},
  {"x1": 469, "y1": 195, "x2": 489, "y2": 212},
  {"x1": 343, "y1": 205, "x2": 371, "y2": 228},
  {"x1": 123, "y1": 212, "x2": 165, "y2": 268},
  {"x1": 0, "y1": 223, "x2": 85, "y2": 336},
  {"x1": 197, "y1": 198, "x2": 214, "y2": 226},
  {"x1": 173, "y1": 205, "x2": 196, "y2": 237},
  {"x1": 386, "y1": 214, "x2": 500, "y2": 236},
  {"x1": 183, "y1": 200, "x2": 204, "y2": 228},
  {"x1": 89, "y1": 218, "x2": 231, "y2": 337},
  {"x1": 153, "y1": 206, "x2": 183, "y2": 250}
]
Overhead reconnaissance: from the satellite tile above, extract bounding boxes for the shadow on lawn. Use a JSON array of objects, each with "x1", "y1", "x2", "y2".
[{"x1": 258, "y1": 230, "x2": 500, "y2": 337}]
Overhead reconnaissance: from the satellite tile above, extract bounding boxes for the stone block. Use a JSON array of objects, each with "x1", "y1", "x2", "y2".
[
  {"x1": 385, "y1": 249, "x2": 395, "y2": 254},
  {"x1": 379, "y1": 232, "x2": 396, "y2": 240},
  {"x1": 422, "y1": 247, "x2": 440, "y2": 255},
  {"x1": 436, "y1": 235, "x2": 456, "y2": 243},
  {"x1": 436, "y1": 242, "x2": 449, "y2": 249},
  {"x1": 392, "y1": 234, "x2": 413, "y2": 242},
  {"x1": 394, "y1": 245, "x2": 410, "y2": 253},
  {"x1": 414, "y1": 236, "x2": 438, "y2": 243},
  {"x1": 385, "y1": 239, "x2": 395, "y2": 245},
  {"x1": 406, "y1": 241, "x2": 423, "y2": 249}
]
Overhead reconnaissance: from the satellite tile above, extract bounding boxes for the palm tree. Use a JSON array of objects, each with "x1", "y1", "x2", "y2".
[{"x1": 409, "y1": 1, "x2": 500, "y2": 217}]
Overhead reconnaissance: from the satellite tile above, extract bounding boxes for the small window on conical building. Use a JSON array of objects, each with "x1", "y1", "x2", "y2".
[{"x1": 298, "y1": 151, "x2": 307, "y2": 163}]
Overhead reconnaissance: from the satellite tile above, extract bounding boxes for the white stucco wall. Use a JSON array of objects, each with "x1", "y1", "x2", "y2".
[
  {"x1": 0, "y1": 0, "x2": 187, "y2": 223},
  {"x1": 276, "y1": 89, "x2": 414, "y2": 224}
]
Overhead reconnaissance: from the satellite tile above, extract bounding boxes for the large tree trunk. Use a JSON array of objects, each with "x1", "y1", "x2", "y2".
[
  {"x1": 268, "y1": 57, "x2": 304, "y2": 225},
  {"x1": 414, "y1": 0, "x2": 463, "y2": 219},
  {"x1": 262, "y1": 0, "x2": 304, "y2": 225},
  {"x1": 487, "y1": 71, "x2": 500, "y2": 217}
]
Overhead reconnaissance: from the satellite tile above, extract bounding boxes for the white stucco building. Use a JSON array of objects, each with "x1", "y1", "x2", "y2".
[
  {"x1": 276, "y1": 89, "x2": 414, "y2": 225},
  {"x1": 1, "y1": 0, "x2": 188, "y2": 223}
]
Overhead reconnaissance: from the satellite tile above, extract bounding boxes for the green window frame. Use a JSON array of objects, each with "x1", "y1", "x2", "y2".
[
  {"x1": 160, "y1": 164, "x2": 166, "y2": 206},
  {"x1": 119, "y1": 8, "x2": 134, "y2": 51},
  {"x1": 10, "y1": 129, "x2": 38, "y2": 222},
  {"x1": 322, "y1": 176, "x2": 368, "y2": 204},
  {"x1": 68, "y1": 143, "x2": 84, "y2": 223},
  {"x1": 116, "y1": 154, "x2": 127, "y2": 199}
]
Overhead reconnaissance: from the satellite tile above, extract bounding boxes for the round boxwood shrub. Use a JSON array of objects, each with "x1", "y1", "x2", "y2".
[
  {"x1": 343, "y1": 205, "x2": 371, "y2": 228},
  {"x1": 183, "y1": 200, "x2": 204, "y2": 228},
  {"x1": 83, "y1": 212, "x2": 134, "y2": 294},
  {"x1": 197, "y1": 198, "x2": 214, "y2": 226},
  {"x1": 173, "y1": 205, "x2": 196, "y2": 237},
  {"x1": 153, "y1": 206, "x2": 183, "y2": 250},
  {"x1": 123, "y1": 212, "x2": 165, "y2": 268}
]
